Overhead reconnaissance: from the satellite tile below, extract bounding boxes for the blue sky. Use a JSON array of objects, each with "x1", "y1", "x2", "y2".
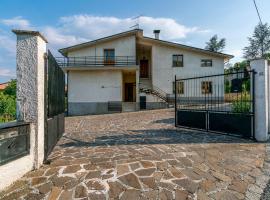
[{"x1": 0, "y1": 0, "x2": 269, "y2": 82}]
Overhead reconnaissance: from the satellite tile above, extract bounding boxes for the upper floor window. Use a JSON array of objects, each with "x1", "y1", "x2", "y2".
[
  {"x1": 173, "y1": 81, "x2": 184, "y2": 94},
  {"x1": 104, "y1": 49, "x2": 115, "y2": 65},
  {"x1": 173, "y1": 55, "x2": 184, "y2": 67},
  {"x1": 201, "y1": 59, "x2": 212, "y2": 67},
  {"x1": 201, "y1": 81, "x2": 212, "y2": 94}
]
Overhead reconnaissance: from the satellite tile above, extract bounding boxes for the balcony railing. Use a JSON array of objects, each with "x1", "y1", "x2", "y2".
[{"x1": 56, "y1": 56, "x2": 137, "y2": 67}]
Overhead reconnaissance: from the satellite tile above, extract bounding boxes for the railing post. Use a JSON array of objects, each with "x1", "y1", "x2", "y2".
[{"x1": 175, "y1": 75, "x2": 177, "y2": 127}]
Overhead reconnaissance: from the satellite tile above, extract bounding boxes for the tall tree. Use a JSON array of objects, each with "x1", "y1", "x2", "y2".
[
  {"x1": 205, "y1": 35, "x2": 226, "y2": 52},
  {"x1": 243, "y1": 23, "x2": 270, "y2": 59}
]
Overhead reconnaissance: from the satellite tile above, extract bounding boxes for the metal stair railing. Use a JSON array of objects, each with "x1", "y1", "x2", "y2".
[{"x1": 139, "y1": 83, "x2": 169, "y2": 103}]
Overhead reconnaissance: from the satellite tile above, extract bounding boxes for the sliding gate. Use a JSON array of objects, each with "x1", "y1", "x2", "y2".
[{"x1": 175, "y1": 70, "x2": 255, "y2": 138}]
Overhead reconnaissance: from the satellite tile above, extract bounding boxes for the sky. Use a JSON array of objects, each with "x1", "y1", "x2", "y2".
[{"x1": 0, "y1": 0, "x2": 269, "y2": 82}]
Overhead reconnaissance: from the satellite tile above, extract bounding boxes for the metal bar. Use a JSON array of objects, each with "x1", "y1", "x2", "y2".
[
  {"x1": 176, "y1": 70, "x2": 255, "y2": 81},
  {"x1": 252, "y1": 70, "x2": 256, "y2": 139},
  {"x1": 175, "y1": 75, "x2": 177, "y2": 127}
]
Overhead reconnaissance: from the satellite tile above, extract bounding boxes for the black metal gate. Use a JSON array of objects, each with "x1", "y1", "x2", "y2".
[
  {"x1": 175, "y1": 70, "x2": 255, "y2": 138},
  {"x1": 44, "y1": 50, "x2": 65, "y2": 159}
]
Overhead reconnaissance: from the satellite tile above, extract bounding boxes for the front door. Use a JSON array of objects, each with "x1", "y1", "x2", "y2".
[
  {"x1": 140, "y1": 59, "x2": 149, "y2": 78},
  {"x1": 125, "y1": 83, "x2": 134, "y2": 102}
]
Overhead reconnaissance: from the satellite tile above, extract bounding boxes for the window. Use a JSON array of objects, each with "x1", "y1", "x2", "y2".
[
  {"x1": 173, "y1": 81, "x2": 184, "y2": 94},
  {"x1": 201, "y1": 59, "x2": 213, "y2": 67},
  {"x1": 104, "y1": 49, "x2": 115, "y2": 65},
  {"x1": 173, "y1": 55, "x2": 184, "y2": 67},
  {"x1": 201, "y1": 81, "x2": 212, "y2": 94}
]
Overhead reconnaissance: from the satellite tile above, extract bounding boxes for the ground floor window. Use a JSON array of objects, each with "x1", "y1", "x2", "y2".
[
  {"x1": 201, "y1": 81, "x2": 212, "y2": 94},
  {"x1": 173, "y1": 81, "x2": 184, "y2": 94}
]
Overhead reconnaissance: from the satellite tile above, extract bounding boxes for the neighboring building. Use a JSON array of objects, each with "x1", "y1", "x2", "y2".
[
  {"x1": 58, "y1": 29, "x2": 233, "y2": 116},
  {"x1": 0, "y1": 82, "x2": 9, "y2": 91}
]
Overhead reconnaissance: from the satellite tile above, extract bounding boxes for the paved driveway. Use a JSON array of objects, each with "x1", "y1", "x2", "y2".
[{"x1": 0, "y1": 109, "x2": 268, "y2": 200}]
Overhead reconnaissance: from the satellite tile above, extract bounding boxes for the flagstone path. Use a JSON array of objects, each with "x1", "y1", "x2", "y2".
[{"x1": 0, "y1": 109, "x2": 268, "y2": 200}]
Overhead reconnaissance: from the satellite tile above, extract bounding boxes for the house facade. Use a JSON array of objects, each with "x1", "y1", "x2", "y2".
[{"x1": 58, "y1": 29, "x2": 233, "y2": 116}]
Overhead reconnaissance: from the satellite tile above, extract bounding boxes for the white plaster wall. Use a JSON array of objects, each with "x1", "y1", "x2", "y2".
[
  {"x1": 36, "y1": 36, "x2": 46, "y2": 167},
  {"x1": 68, "y1": 35, "x2": 136, "y2": 58},
  {"x1": 251, "y1": 59, "x2": 269, "y2": 141},
  {"x1": 0, "y1": 32, "x2": 47, "y2": 191},
  {"x1": 69, "y1": 70, "x2": 122, "y2": 102},
  {"x1": 151, "y1": 44, "x2": 225, "y2": 97}
]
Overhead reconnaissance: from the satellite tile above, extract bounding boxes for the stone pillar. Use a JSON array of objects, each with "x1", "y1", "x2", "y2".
[
  {"x1": 250, "y1": 59, "x2": 269, "y2": 142},
  {"x1": 13, "y1": 30, "x2": 48, "y2": 168}
]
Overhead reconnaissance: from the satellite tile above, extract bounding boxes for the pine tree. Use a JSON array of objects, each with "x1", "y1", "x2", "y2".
[
  {"x1": 243, "y1": 23, "x2": 270, "y2": 59},
  {"x1": 205, "y1": 35, "x2": 226, "y2": 52}
]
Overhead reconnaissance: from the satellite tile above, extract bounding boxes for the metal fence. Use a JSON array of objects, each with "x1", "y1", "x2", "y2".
[
  {"x1": 175, "y1": 70, "x2": 255, "y2": 138},
  {"x1": 45, "y1": 51, "x2": 65, "y2": 158},
  {"x1": 56, "y1": 56, "x2": 137, "y2": 67},
  {"x1": 47, "y1": 51, "x2": 65, "y2": 117}
]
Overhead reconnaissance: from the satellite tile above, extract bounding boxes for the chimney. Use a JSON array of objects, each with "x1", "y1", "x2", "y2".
[{"x1": 153, "y1": 30, "x2": 160, "y2": 40}]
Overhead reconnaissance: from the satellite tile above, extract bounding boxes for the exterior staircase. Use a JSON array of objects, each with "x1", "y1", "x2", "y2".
[{"x1": 139, "y1": 82, "x2": 173, "y2": 105}]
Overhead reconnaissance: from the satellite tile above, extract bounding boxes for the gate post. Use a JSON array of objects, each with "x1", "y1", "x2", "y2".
[
  {"x1": 250, "y1": 59, "x2": 269, "y2": 142},
  {"x1": 13, "y1": 30, "x2": 48, "y2": 168}
]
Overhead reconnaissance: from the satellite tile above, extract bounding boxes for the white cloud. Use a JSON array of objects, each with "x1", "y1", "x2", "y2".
[
  {"x1": 1, "y1": 16, "x2": 31, "y2": 29},
  {"x1": 229, "y1": 49, "x2": 244, "y2": 63},
  {"x1": 43, "y1": 26, "x2": 87, "y2": 47},
  {"x1": 41, "y1": 15, "x2": 209, "y2": 51},
  {"x1": 0, "y1": 68, "x2": 15, "y2": 78}
]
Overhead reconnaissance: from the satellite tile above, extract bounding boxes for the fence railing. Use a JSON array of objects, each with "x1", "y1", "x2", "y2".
[
  {"x1": 175, "y1": 70, "x2": 254, "y2": 114},
  {"x1": 0, "y1": 121, "x2": 30, "y2": 165},
  {"x1": 56, "y1": 56, "x2": 137, "y2": 67}
]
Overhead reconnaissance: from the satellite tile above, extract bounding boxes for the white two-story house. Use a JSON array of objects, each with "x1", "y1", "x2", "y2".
[{"x1": 58, "y1": 29, "x2": 233, "y2": 116}]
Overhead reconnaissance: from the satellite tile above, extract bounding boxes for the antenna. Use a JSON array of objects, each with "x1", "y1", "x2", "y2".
[
  {"x1": 130, "y1": 15, "x2": 142, "y2": 29},
  {"x1": 253, "y1": 0, "x2": 263, "y2": 24}
]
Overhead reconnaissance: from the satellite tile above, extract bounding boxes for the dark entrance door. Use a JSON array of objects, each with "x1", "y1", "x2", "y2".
[
  {"x1": 125, "y1": 83, "x2": 134, "y2": 102},
  {"x1": 140, "y1": 59, "x2": 149, "y2": 78}
]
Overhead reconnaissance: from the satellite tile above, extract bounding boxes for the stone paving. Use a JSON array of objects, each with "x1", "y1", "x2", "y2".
[{"x1": 0, "y1": 109, "x2": 268, "y2": 200}]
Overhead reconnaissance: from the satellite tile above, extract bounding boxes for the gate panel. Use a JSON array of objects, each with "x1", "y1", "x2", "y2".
[
  {"x1": 208, "y1": 112, "x2": 252, "y2": 138},
  {"x1": 177, "y1": 110, "x2": 206, "y2": 130},
  {"x1": 44, "y1": 50, "x2": 65, "y2": 159},
  {"x1": 175, "y1": 70, "x2": 255, "y2": 139}
]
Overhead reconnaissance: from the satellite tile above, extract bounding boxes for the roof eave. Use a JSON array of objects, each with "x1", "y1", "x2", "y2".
[
  {"x1": 142, "y1": 37, "x2": 234, "y2": 60},
  {"x1": 58, "y1": 29, "x2": 143, "y2": 57}
]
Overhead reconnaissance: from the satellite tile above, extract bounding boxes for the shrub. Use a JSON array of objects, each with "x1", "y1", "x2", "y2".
[{"x1": 232, "y1": 93, "x2": 251, "y2": 113}]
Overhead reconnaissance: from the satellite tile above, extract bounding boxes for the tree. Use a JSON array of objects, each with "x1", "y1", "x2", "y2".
[
  {"x1": 3, "y1": 79, "x2": 16, "y2": 96},
  {"x1": 243, "y1": 23, "x2": 270, "y2": 59},
  {"x1": 205, "y1": 35, "x2": 226, "y2": 52}
]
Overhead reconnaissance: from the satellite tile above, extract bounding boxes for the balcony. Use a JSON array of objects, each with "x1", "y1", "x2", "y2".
[{"x1": 56, "y1": 56, "x2": 137, "y2": 67}]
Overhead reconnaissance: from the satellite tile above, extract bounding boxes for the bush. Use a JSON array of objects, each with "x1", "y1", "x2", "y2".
[
  {"x1": 232, "y1": 93, "x2": 251, "y2": 113},
  {"x1": 0, "y1": 80, "x2": 17, "y2": 122}
]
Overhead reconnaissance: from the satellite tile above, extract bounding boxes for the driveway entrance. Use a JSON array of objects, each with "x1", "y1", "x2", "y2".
[{"x1": 0, "y1": 109, "x2": 267, "y2": 199}]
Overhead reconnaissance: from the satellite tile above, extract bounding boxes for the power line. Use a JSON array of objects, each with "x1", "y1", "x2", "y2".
[{"x1": 253, "y1": 0, "x2": 263, "y2": 24}]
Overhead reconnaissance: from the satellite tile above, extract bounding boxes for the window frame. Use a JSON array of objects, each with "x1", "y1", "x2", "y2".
[
  {"x1": 173, "y1": 81, "x2": 184, "y2": 95},
  {"x1": 104, "y1": 49, "x2": 115, "y2": 65},
  {"x1": 201, "y1": 59, "x2": 213, "y2": 67},
  {"x1": 172, "y1": 54, "x2": 184, "y2": 67},
  {"x1": 201, "y1": 81, "x2": 213, "y2": 94}
]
